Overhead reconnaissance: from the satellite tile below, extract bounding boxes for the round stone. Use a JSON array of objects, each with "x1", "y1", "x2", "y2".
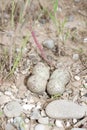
[
  {"x1": 43, "y1": 39, "x2": 55, "y2": 49},
  {"x1": 73, "y1": 54, "x2": 79, "y2": 61},
  {"x1": 4, "y1": 101, "x2": 22, "y2": 117}
]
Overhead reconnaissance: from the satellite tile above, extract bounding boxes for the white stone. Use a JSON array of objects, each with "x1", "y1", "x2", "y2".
[
  {"x1": 41, "y1": 110, "x2": 46, "y2": 117},
  {"x1": 46, "y1": 100, "x2": 87, "y2": 119},
  {"x1": 66, "y1": 121, "x2": 71, "y2": 127},
  {"x1": 30, "y1": 108, "x2": 41, "y2": 119},
  {"x1": 7, "y1": 118, "x2": 14, "y2": 123},
  {"x1": 4, "y1": 101, "x2": 22, "y2": 117},
  {"x1": 25, "y1": 118, "x2": 30, "y2": 124},
  {"x1": 23, "y1": 98, "x2": 28, "y2": 103},
  {"x1": 38, "y1": 117, "x2": 49, "y2": 124},
  {"x1": 71, "y1": 128, "x2": 87, "y2": 130},
  {"x1": 13, "y1": 117, "x2": 25, "y2": 130},
  {"x1": 74, "y1": 76, "x2": 80, "y2": 81},
  {"x1": 23, "y1": 104, "x2": 35, "y2": 111},
  {"x1": 34, "y1": 124, "x2": 52, "y2": 130},
  {"x1": 83, "y1": 37, "x2": 87, "y2": 43},
  {"x1": 73, "y1": 54, "x2": 79, "y2": 61},
  {"x1": 5, "y1": 91, "x2": 13, "y2": 96},
  {"x1": 73, "y1": 119, "x2": 77, "y2": 123},
  {"x1": 36, "y1": 102, "x2": 42, "y2": 109},
  {"x1": 55, "y1": 120, "x2": 64, "y2": 128}
]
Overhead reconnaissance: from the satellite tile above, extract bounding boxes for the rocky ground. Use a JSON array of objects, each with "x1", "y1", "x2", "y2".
[{"x1": 0, "y1": 0, "x2": 87, "y2": 130}]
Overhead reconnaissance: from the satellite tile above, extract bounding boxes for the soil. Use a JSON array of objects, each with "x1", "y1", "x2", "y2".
[{"x1": 0, "y1": 0, "x2": 87, "y2": 129}]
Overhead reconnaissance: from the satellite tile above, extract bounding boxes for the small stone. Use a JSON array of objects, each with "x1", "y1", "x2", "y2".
[
  {"x1": 13, "y1": 117, "x2": 25, "y2": 130},
  {"x1": 8, "y1": 118, "x2": 14, "y2": 123},
  {"x1": 38, "y1": 117, "x2": 49, "y2": 124},
  {"x1": 4, "y1": 101, "x2": 22, "y2": 117},
  {"x1": 71, "y1": 128, "x2": 86, "y2": 130},
  {"x1": 25, "y1": 118, "x2": 30, "y2": 124},
  {"x1": 83, "y1": 37, "x2": 87, "y2": 43},
  {"x1": 41, "y1": 110, "x2": 46, "y2": 117},
  {"x1": 23, "y1": 98, "x2": 28, "y2": 103},
  {"x1": 5, "y1": 91, "x2": 13, "y2": 96},
  {"x1": 22, "y1": 104, "x2": 35, "y2": 111},
  {"x1": 73, "y1": 54, "x2": 79, "y2": 61},
  {"x1": 66, "y1": 121, "x2": 71, "y2": 127},
  {"x1": 57, "y1": 7, "x2": 62, "y2": 12},
  {"x1": 46, "y1": 100, "x2": 87, "y2": 119},
  {"x1": 43, "y1": 39, "x2": 55, "y2": 49},
  {"x1": 73, "y1": 119, "x2": 77, "y2": 124},
  {"x1": 36, "y1": 102, "x2": 42, "y2": 109},
  {"x1": 34, "y1": 124, "x2": 52, "y2": 130},
  {"x1": 55, "y1": 120, "x2": 64, "y2": 128},
  {"x1": 74, "y1": 76, "x2": 80, "y2": 81},
  {"x1": 30, "y1": 108, "x2": 41, "y2": 119},
  {"x1": 5, "y1": 123, "x2": 17, "y2": 130}
]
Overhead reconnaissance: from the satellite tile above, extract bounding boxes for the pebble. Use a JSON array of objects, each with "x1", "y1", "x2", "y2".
[
  {"x1": 0, "y1": 95, "x2": 11, "y2": 105},
  {"x1": 55, "y1": 120, "x2": 64, "y2": 128},
  {"x1": 22, "y1": 104, "x2": 35, "y2": 111},
  {"x1": 4, "y1": 101, "x2": 23, "y2": 117},
  {"x1": 74, "y1": 76, "x2": 80, "y2": 81},
  {"x1": 66, "y1": 121, "x2": 71, "y2": 127},
  {"x1": 46, "y1": 100, "x2": 87, "y2": 119},
  {"x1": 38, "y1": 117, "x2": 49, "y2": 124},
  {"x1": 30, "y1": 108, "x2": 41, "y2": 119},
  {"x1": 73, "y1": 119, "x2": 77, "y2": 124},
  {"x1": 43, "y1": 39, "x2": 55, "y2": 49},
  {"x1": 13, "y1": 117, "x2": 25, "y2": 130},
  {"x1": 34, "y1": 124, "x2": 52, "y2": 130},
  {"x1": 5, "y1": 123, "x2": 17, "y2": 130},
  {"x1": 5, "y1": 91, "x2": 13, "y2": 96},
  {"x1": 71, "y1": 128, "x2": 87, "y2": 130},
  {"x1": 47, "y1": 69, "x2": 70, "y2": 95},
  {"x1": 41, "y1": 110, "x2": 46, "y2": 117},
  {"x1": 25, "y1": 118, "x2": 30, "y2": 124},
  {"x1": 73, "y1": 54, "x2": 79, "y2": 61},
  {"x1": 83, "y1": 37, "x2": 87, "y2": 43}
]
